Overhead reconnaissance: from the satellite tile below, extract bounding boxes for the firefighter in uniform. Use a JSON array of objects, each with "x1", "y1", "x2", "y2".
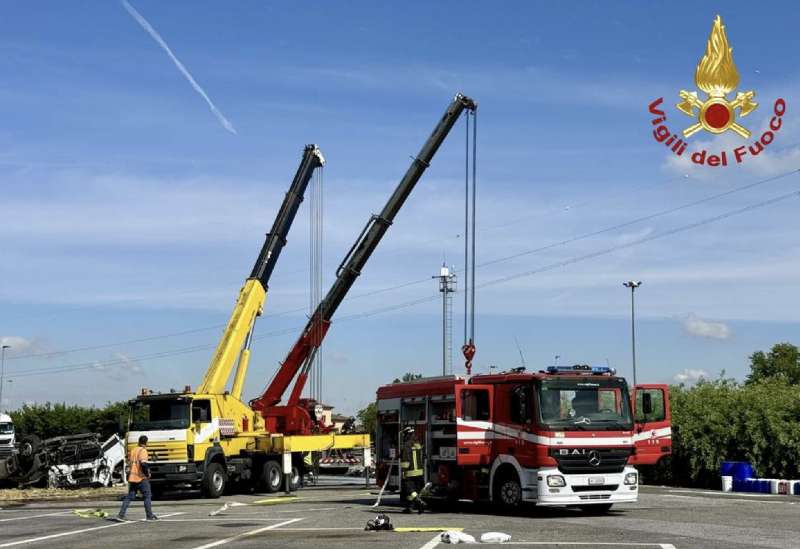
[{"x1": 400, "y1": 426, "x2": 427, "y2": 514}]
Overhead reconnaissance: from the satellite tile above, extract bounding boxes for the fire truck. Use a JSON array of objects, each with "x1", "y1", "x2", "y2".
[{"x1": 375, "y1": 365, "x2": 668, "y2": 512}]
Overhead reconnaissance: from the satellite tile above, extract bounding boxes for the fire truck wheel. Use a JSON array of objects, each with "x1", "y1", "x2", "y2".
[
  {"x1": 202, "y1": 462, "x2": 227, "y2": 498},
  {"x1": 579, "y1": 503, "x2": 613, "y2": 514},
  {"x1": 261, "y1": 460, "x2": 283, "y2": 493},
  {"x1": 494, "y1": 471, "x2": 522, "y2": 508}
]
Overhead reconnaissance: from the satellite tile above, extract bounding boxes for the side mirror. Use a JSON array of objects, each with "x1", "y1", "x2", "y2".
[{"x1": 641, "y1": 392, "x2": 653, "y2": 416}]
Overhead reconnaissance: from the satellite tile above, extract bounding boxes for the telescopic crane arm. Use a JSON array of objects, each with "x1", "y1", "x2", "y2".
[
  {"x1": 251, "y1": 94, "x2": 477, "y2": 432},
  {"x1": 197, "y1": 145, "x2": 325, "y2": 397}
]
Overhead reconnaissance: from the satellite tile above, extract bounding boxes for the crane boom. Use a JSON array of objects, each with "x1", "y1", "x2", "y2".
[
  {"x1": 197, "y1": 145, "x2": 325, "y2": 396},
  {"x1": 251, "y1": 94, "x2": 477, "y2": 433}
]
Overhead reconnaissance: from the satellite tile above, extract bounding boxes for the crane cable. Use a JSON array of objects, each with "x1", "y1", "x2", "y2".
[
  {"x1": 308, "y1": 163, "x2": 324, "y2": 402},
  {"x1": 462, "y1": 109, "x2": 478, "y2": 374}
]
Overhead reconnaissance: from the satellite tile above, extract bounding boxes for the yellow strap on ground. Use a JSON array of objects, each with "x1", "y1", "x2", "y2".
[
  {"x1": 394, "y1": 527, "x2": 463, "y2": 532},
  {"x1": 253, "y1": 496, "x2": 301, "y2": 505},
  {"x1": 74, "y1": 509, "x2": 108, "y2": 519}
]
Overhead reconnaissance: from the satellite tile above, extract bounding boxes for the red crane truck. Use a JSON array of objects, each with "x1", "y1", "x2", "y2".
[
  {"x1": 250, "y1": 94, "x2": 477, "y2": 437},
  {"x1": 375, "y1": 365, "x2": 669, "y2": 512}
]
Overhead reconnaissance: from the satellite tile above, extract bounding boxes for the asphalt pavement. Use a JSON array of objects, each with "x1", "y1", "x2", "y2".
[{"x1": 0, "y1": 477, "x2": 798, "y2": 549}]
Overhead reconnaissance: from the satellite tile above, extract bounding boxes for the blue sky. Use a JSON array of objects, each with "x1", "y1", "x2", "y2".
[{"x1": 1, "y1": 1, "x2": 799, "y2": 414}]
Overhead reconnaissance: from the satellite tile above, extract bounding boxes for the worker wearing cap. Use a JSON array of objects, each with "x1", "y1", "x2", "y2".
[
  {"x1": 116, "y1": 435, "x2": 157, "y2": 521},
  {"x1": 400, "y1": 426, "x2": 426, "y2": 514}
]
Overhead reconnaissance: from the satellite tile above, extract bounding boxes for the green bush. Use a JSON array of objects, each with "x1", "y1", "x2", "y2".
[{"x1": 669, "y1": 376, "x2": 800, "y2": 487}]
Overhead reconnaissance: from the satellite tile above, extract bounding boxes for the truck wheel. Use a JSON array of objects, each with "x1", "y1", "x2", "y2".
[
  {"x1": 262, "y1": 461, "x2": 282, "y2": 493},
  {"x1": 284, "y1": 465, "x2": 301, "y2": 491},
  {"x1": 202, "y1": 463, "x2": 227, "y2": 498},
  {"x1": 94, "y1": 465, "x2": 111, "y2": 488},
  {"x1": 111, "y1": 462, "x2": 125, "y2": 485},
  {"x1": 579, "y1": 503, "x2": 613, "y2": 514},
  {"x1": 494, "y1": 471, "x2": 522, "y2": 508}
]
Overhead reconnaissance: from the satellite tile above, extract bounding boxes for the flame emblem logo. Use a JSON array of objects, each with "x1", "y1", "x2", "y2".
[{"x1": 677, "y1": 15, "x2": 757, "y2": 138}]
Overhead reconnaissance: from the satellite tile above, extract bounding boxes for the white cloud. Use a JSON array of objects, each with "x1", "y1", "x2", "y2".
[
  {"x1": 89, "y1": 352, "x2": 144, "y2": 381},
  {"x1": 673, "y1": 368, "x2": 709, "y2": 384},
  {"x1": 682, "y1": 314, "x2": 732, "y2": 340},
  {"x1": 0, "y1": 336, "x2": 38, "y2": 356}
]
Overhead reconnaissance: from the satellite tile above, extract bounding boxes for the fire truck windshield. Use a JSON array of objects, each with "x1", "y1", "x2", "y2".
[{"x1": 537, "y1": 378, "x2": 633, "y2": 431}]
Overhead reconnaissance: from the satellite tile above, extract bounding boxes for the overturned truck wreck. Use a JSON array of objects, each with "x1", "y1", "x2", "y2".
[{"x1": 0, "y1": 433, "x2": 126, "y2": 488}]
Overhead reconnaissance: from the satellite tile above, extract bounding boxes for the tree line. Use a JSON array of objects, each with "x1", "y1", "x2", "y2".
[{"x1": 667, "y1": 342, "x2": 800, "y2": 486}]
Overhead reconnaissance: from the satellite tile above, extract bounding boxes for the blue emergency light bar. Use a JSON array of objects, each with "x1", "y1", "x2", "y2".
[{"x1": 546, "y1": 364, "x2": 617, "y2": 375}]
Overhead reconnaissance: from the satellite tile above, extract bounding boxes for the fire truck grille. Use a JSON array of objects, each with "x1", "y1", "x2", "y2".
[
  {"x1": 550, "y1": 447, "x2": 632, "y2": 474},
  {"x1": 572, "y1": 484, "x2": 619, "y2": 492}
]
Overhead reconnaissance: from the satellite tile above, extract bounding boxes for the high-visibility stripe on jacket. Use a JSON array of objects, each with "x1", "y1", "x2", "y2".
[{"x1": 401, "y1": 442, "x2": 423, "y2": 478}]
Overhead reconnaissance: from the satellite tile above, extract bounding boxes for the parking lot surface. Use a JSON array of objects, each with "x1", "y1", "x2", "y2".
[{"x1": 0, "y1": 478, "x2": 797, "y2": 549}]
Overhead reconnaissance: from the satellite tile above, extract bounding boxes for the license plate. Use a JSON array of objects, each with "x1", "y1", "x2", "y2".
[{"x1": 588, "y1": 477, "x2": 605, "y2": 486}]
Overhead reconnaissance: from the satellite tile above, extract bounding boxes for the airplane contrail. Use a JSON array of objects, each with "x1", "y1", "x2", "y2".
[{"x1": 121, "y1": 0, "x2": 237, "y2": 135}]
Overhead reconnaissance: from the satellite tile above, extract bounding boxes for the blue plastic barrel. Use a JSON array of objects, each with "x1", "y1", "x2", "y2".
[
  {"x1": 759, "y1": 480, "x2": 770, "y2": 493},
  {"x1": 721, "y1": 461, "x2": 755, "y2": 481},
  {"x1": 795, "y1": 482, "x2": 800, "y2": 496},
  {"x1": 732, "y1": 478, "x2": 745, "y2": 492}
]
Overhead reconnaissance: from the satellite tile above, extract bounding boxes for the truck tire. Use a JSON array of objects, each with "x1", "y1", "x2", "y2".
[
  {"x1": 285, "y1": 465, "x2": 301, "y2": 491},
  {"x1": 261, "y1": 460, "x2": 282, "y2": 493},
  {"x1": 579, "y1": 503, "x2": 613, "y2": 514},
  {"x1": 202, "y1": 462, "x2": 227, "y2": 498},
  {"x1": 494, "y1": 471, "x2": 522, "y2": 508},
  {"x1": 150, "y1": 485, "x2": 165, "y2": 500}
]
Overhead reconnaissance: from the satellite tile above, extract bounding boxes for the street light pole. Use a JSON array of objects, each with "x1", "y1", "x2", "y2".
[
  {"x1": 0, "y1": 345, "x2": 10, "y2": 409},
  {"x1": 622, "y1": 281, "x2": 642, "y2": 387}
]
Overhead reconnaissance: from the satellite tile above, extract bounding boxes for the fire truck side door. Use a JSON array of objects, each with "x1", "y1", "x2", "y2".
[
  {"x1": 631, "y1": 384, "x2": 672, "y2": 465},
  {"x1": 455, "y1": 385, "x2": 494, "y2": 466}
]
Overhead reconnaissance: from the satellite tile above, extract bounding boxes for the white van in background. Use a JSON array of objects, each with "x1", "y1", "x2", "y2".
[{"x1": 0, "y1": 413, "x2": 15, "y2": 459}]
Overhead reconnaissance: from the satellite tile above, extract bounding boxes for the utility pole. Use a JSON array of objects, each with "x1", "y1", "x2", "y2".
[
  {"x1": 622, "y1": 281, "x2": 642, "y2": 386},
  {"x1": 433, "y1": 264, "x2": 457, "y2": 375},
  {"x1": 0, "y1": 345, "x2": 10, "y2": 409}
]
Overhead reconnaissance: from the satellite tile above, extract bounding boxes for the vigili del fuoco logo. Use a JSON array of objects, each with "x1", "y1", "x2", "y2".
[{"x1": 648, "y1": 15, "x2": 787, "y2": 167}]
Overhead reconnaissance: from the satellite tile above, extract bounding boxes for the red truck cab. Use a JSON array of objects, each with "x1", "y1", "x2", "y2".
[{"x1": 630, "y1": 384, "x2": 672, "y2": 467}]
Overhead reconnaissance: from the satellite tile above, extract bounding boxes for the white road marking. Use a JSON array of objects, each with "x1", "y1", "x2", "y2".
[
  {"x1": 419, "y1": 533, "x2": 442, "y2": 549},
  {"x1": 666, "y1": 488, "x2": 780, "y2": 498},
  {"x1": 482, "y1": 541, "x2": 676, "y2": 549},
  {"x1": 190, "y1": 517, "x2": 302, "y2": 549},
  {"x1": 419, "y1": 541, "x2": 675, "y2": 548},
  {"x1": 159, "y1": 518, "x2": 288, "y2": 522},
  {"x1": 275, "y1": 527, "x2": 363, "y2": 531},
  {"x1": 0, "y1": 512, "x2": 184, "y2": 548},
  {"x1": 276, "y1": 506, "x2": 336, "y2": 513},
  {"x1": 0, "y1": 511, "x2": 71, "y2": 522},
  {"x1": 663, "y1": 494, "x2": 790, "y2": 505}
]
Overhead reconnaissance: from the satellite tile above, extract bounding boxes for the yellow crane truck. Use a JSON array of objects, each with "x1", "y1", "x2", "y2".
[{"x1": 127, "y1": 145, "x2": 368, "y2": 497}]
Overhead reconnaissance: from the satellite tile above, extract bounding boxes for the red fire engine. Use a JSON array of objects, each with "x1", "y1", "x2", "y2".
[{"x1": 375, "y1": 365, "x2": 670, "y2": 511}]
